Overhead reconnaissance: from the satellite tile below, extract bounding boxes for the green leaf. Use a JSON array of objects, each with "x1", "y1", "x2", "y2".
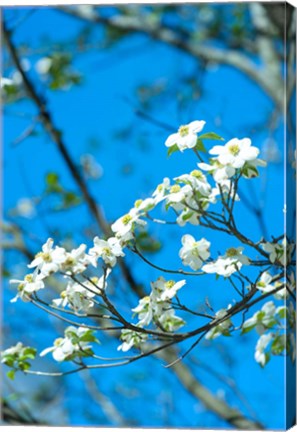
[
  {"x1": 181, "y1": 211, "x2": 194, "y2": 222},
  {"x1": 7, "y1": 370, "x2": 15, "y2": 380},
  {"x1": 18, "y1": 361, "x2": 31, "y2": 371},
  {"x1": 62, "y1": 192, "x2": 81, "y2": 209},
  {"x1": 167, "y1": 143, "x2": 179, "y2": 157},
  {"x1": 195, "y1": 139, "x2": 206, "y2": 153},
  {"x1": 199, "y1": 132, "x2": 224, "y2": 141},
  {"x1": 46, "y1": 172, "x2": 62, "y2": 193},
  {"x1": 241, "y1": 325, "x2": 255, "y2": 335}
]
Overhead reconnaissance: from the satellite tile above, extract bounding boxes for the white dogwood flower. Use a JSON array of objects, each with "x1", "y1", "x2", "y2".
[
  {"x1": 1, "y1": 342, "x2": 24, "y2": 360},
  {"x1": 40, "y1": 326, "x2": 95, "y2": 362},
  {"x1": 10, "y1": 270, "x2": 45, "y2": 302},
  {"x1": 209, "y1": 138, "x2": 260, "y2": 169},
  {"x1": 151, "y1": 276, "x2": 186, "y2": 302},
  {"x1": 261, "y1": 237, "x2": 294, "y2": 266},
  {"x1": 152, "y1": 177, "x2": 171, "y2": 204},
  {"x1": 134, "y1": 198, "x2": 156, "y2": 213},
  {"x1": 198, "y1": 160, "x2": 236, "y2": 183},
  {"x1": 28, "y1": 238, "x2": 67, "y2": 277},
  {"x1": 202, "y1": 247, "x2": 249, "y2": 277},
  {"x1": 62, "y1": 244, "x2": 91, "y2": 274},
  {"x1": 158, "y1": 309, "x2": 185, "y2": 332},
  {"x1": 117, "y1": 329, "x2": 148, "y2": 352},
  {"x1": 242, "y1": 301, "x2": 277, "y2": 335},
  {"x1": 89, "y1": 236, "x2": 124, "y2": 267},
  {"x1": 132, "y1": 296, "x2": 153, "y2": 327},
  {"x1": 111, "y1": 208, "x2": 146, "y2": 242},
  {"x1": 205, "y1": 308, "x2": 233, "y2": 340},
  {"x1": 255, "y1": 333, "x2": 273, "y2": 367},
  {"x1": 179, "y1": 235, "x2": 210, "y2": 270},
  {"x1": 174, "y1": 170, "x2": 212, "y2": 197},
  {"x1": 165, "y1": 120, "x2": 206, "y2": 151},
  {"x1": 255, "y1": 272, "x2": 275, "y2": 293},
  {"x1": 52, "y1": 278, "x2": 100, "y2": 312}
]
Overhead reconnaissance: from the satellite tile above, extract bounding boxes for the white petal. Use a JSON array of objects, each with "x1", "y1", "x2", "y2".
[
  {"x1": 165, "y1": 133, "x2": 179, "y2": 148},
  {"x1": 188, "y1": 120, "x2": 206, "y2": 133}
]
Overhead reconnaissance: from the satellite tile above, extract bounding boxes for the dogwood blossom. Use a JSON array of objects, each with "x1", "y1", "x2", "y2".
[
  {"x1": 134, "y1": 198, "x2": 156, "y2": 213},
  {"x1": 152, "y1": 177, "x2": 171, "y2": 204},
  {"x1": 40, "y1": 326, "x2": 96, "y2": 362},
  {"x1": 62, "y1": 244, "x2": 92, "y2": 274},
  {"x1": 165, "y1": 120, "x2": 206, "y2": 151},
  {"x1": 151, "y1": 277, "x2": 186, "y2": 302},
  {"x1": 209, "y1": 138, "x2": 260, "y2": 169},
  {"x1": 261, "y1": 237, "x2": 294, "y2": 266},
  {"x1": 255, "y1": 333, "x2": 273, "y2": 367},
  {"x1": 205, "y1": 308, "x2": 233, "y2": 340},
  {"x1": 158, "y1": 309, "x2": 185, "y2": 332},
  {"x1": 132, "y1": 296, "x2": 153, "y2": 327},
  {"x1": 117, "y1": 329, "x2": 148, "y2": 352},
  {"x1": 179, "y1": 235, "x2": 210, "y2": 270},
  {"x1": 10, "y1": 270, "x2": 45, "y2": 302},
  {"x1": 1, "y1": 343, "x2": 36, "y2": 376},
  {"x1": 111, "y1": 208, "x2": 147, "y2": 242},
  {"x1": 132, "y1": 277, "x2": 186, "y2": 330},
  {"x1": 242, "y1": 301, "x2": 277, "y2": 335},
  {"x1": 198, "y1": 160, "x2": 236, "y2": 183},
  {"x1": 1, "y1": 342, "x2": 24, "y2": 360},
  {"x1": 174, "y1": 170, "x2": 212, "y2": 197},
  {"x1": 52, "y1": 278, "x2": 101, "y2": 312},
  {"x1": 28, "y1": 238, "x2": 67, "y2": 277},
  {"x1": 89, "y1": 236, "x2": 124, "y2": 267},
  {"x1": 202, "y1": 247, "x2": 249, "y2": 277},
  {"x1": 255, "y1": 272, "x2": 275, "y2": 293}
]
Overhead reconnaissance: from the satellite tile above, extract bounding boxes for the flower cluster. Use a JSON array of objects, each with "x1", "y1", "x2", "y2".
[
  {"x1": 40, "y1": 326, "x2": 98, "y2": 362},
  {"x1": 118, "y1": 277, "x2": 186, "y2": 351},
  {"x1": 165, "y1": 120, "x2": 205, "y2": 152},
  {"x1": 1, "y1": 343, "x2": 37, "y2": 379},
  {"x1": 242, "y1": 300, "x2": 295, "y2": 366},
  {"x1": 261, "y1": 237, "x2": 295, "y2": 266},
  {"x1": 199, "y1": 137, "x2": 266, "y2": 183},
  {"x1": 179, "y1": 235, "x2": 210, "y2": 271},
  {"x1": 202, "y1": 247, "x2": 249, "y2": 277},
  {"x1": 205, "y1": 307, "x2": 233, "y2": 340},
  {"x1": 4, "y1": 118, "x2": 293, "y2": 377}
]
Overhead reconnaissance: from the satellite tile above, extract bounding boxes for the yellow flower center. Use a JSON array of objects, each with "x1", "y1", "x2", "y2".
[
  {"x1": 226, "y1": 247, "x2": 238, "y2": 257},
  {"x1": 36, "y1": 251, "x2": 52, "y2": 262},
  {"x1": 228, "y1": 144, "x2": 240, "y2": 156},
  {"x1": 54, "y1": 338, "x2": 63, "y2": 347},
  {"x1": 191, "y1": 170, "x2": 204, "y2": 179},
  {"x1": 61, "y1": 290, "x2": 67, "y2": 298},
  {"x1": 257, "y1": 281, "x2": 266, "y2": 288},
  {"x1": 65, "y1": 256, "x2": 75, "y2": 266},
  {"x1": 25, "y1": 274, "x2": 33, "y2": 282},
  {"x1": 102, "y1": 247, "x2": 111, "y2": 256},
  {"x1": 170, "y1": 185, "x2": 181, "y2": 193},
  {"x1": 178, "y1": 125, "x2": 189, "y2": 137},
  {"x1": 122, "y1": 214, "x2": 132, "y2": 225},
  {"x1": 165, "y1": 280, "x2": 175, "y2": 289},
  {"x1": 134, "y1": 199, "x2": 143, "y2": 208}
]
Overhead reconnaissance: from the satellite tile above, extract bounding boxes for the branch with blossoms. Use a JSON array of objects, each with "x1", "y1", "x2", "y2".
[{"x1": 2, "y1": 119, "x2": 296, "y2": 379}]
